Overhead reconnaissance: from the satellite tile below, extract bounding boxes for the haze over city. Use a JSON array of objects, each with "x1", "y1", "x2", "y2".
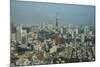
[{"x1": 11, "y1": 0, "x2": 95, "y2": 26}]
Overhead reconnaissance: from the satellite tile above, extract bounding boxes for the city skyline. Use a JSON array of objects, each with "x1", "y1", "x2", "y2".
[
  {"x1": 11, "y1": 1, "x2": 95, "y2": 25},
  {"x1": 10, "y1": 1, "x2": 95, "y2": 66}
]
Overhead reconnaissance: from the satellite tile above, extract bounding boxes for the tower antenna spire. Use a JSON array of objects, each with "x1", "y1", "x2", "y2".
[{"x1": 56, "y1": 13, "x2": 58, "y2": 27}]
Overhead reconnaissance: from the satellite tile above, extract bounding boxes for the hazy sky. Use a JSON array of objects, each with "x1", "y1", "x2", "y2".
[{"x1": 11, "y1": 0, "x2": 95, "y2": 25}]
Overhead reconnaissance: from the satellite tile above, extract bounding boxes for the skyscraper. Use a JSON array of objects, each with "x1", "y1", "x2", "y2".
[{"x1": 16, "y1": 25, "x2": 22, "y2": 42}]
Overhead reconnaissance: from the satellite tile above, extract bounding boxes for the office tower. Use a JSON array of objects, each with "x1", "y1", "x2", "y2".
[
  {"x1": 60, "y1": 27, "x2": 63, "y2": 34},
  {"x1": 11, "y1": 33, "x2": 16, "y2": 41},
  {"x1": 75, "y1": 27, "x2": 79, "y2": 34},
  {"x1": 16, "y1": 25, "x2": 22, "y2": 42},
  {"x1": 81, "y1": 34, "x2": 85, "y2": 43}
]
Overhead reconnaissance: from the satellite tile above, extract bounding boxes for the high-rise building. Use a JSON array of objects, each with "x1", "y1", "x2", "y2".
[
  {"x1": 84, "y1": 26, "x2": 89, "y2": 35},
  {"x1": 68, "y1": 24, "x2": 72, "y2": 34},
  {"x1": 75, "y1": 26, "x2": 79, "y2": 34},
  {"x1": 16, "y1": 25, "x2": 22, "y2": 41},
  {"x1": 11, "y1": 33, "x2": 16, "y2": 41},
  {"x1": 60, "y1": 26, "x2": 66, "y2": 34},
  {"x1": 81, "y1": 34, "x2": 85, "y2": 43},
  {"x1": 60, "y1": 27, "x2": 63, "y2": 34}
]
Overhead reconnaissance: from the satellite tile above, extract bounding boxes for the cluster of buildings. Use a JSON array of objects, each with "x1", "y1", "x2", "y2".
[{"x1": 10, "y1": 18, "x2": 95, "y2": 66}]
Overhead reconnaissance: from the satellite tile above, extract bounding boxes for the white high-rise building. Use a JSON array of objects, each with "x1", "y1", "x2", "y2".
[
  {"x1": 75, "y1": 28, "x2": 79, "y2": 34},
  {"x1": 16, "y1": 25, "x2": 22, "y2": 41},
  {"x1": 81, "y1": 34, "x2": 85, "y2": 43},
  {"x1": 60, "y1": 27, "x2": 63, "y2": 34},
  {"x1": 71, "y1": 32, "x2": 74, "y2": 39},
  {"x1": 11, "y1": 33, "x2": 16, "y2": 41}
]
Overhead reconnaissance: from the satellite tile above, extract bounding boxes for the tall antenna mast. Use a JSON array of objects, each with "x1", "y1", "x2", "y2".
[{"x1": 56, "y1": 13, "x2": 58, "y2": 27}]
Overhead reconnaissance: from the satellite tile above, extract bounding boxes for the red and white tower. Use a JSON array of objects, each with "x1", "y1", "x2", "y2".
[{"x1": 55, "y1": 14, "x2": 61, "y2": 46}]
